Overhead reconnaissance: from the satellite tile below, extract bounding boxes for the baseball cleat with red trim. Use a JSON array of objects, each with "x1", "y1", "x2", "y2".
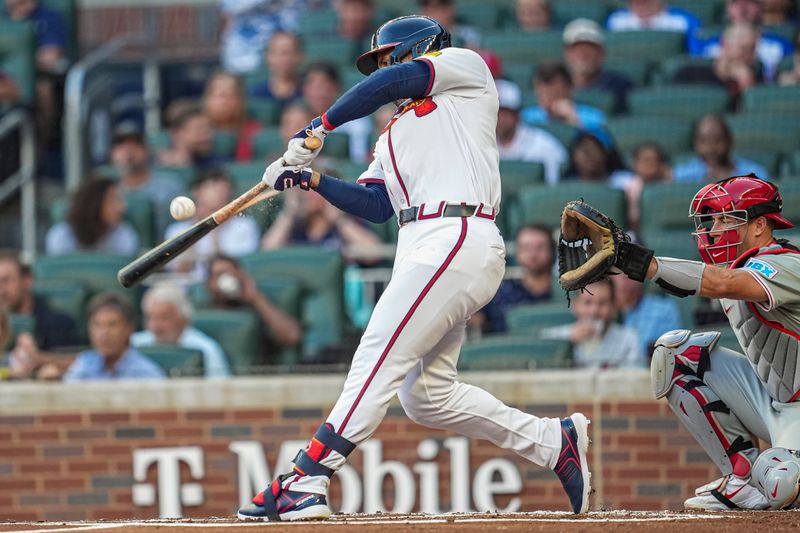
[
  {"x1": 237, "y1": 475, "x2": 331, "y2": 522},
  {"x1": 554, "y1": 413, "x2": 592, "y2": 514},
  {"x1": 684, "y1": 475, "x2": 769, "y2": 511}
]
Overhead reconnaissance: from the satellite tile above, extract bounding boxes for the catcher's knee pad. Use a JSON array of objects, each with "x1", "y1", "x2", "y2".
[
  {"x1": 650, "y1": 329, "x2": 720, "y2": 399},
  {"x1": 753, "y1": 448, "x2": 800, "y2": 509},
  {"x1": 292, "y1": 423, "x2": 356, "y2": 478}
]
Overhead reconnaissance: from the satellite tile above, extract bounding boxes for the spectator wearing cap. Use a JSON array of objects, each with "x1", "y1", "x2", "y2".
[
  {"x1": 606, "y1": 0, "x2": 701, "y2": 35},
  {"x1": 515, "y1": 0, "x2": 553, "y2": 32},
  {"x1": 158, "y1": 100, "x2": 223, "y2": 171},
  {"x1": 495, "y1": 79, "x2": 567, "y2": 185},
  {"x1": 131, "y1": 284, "x2": 231, "y2": 378},
  {"x1": 563, "y1": 19, "x2": 633, "y2": 114},
  {"x1": 45, "y1": 177, "x2": 139, "y2": 257},
  {"x1": 692, "y1": 0, "x2": 793, "y2": 82},
  {"x1": 110, "y1": 121, "x2": 187, "y2": 239},
  {"x1": 521, "y1": 62, "x2": 607, "y2": 130},
  {"x1": 63, "y1": 293, "x2": 166, "y2": 382},
  {"x1": 673, "y1": 114, "x2": 768, "y2": 183}
]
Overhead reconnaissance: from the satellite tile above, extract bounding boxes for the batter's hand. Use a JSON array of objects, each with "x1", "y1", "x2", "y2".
[
  {"x1": 284, "y1": 116, "x2": 330, "y2": 166},
  {"x1": 262, "y1": 159, "x2": 315, "y2": 191}
]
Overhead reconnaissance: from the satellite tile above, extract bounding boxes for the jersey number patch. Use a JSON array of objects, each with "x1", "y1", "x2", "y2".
[{"x1": 744, "y1": 258, "x2": 779, "y2": 279}]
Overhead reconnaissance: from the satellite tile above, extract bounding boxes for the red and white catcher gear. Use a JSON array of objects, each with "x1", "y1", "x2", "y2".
[
  {"x1": 689, "y1": 176, "x2": 793, "y2": 265},
  {"x1": 651, "y1": 330, "x2": 758, "y2": 479},
  {"x1": 752, "y1": 447, "x2": 800, "y2": 509}
]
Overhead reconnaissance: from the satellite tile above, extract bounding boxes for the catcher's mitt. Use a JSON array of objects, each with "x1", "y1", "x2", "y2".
[{"x1": 558, "y1": 200, "x2": 654, "y2": 292}]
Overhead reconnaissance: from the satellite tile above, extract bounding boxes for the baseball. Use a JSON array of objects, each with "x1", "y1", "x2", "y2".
[{"x1": 169, "y1": 196, "x2": 196, "y2": 221}]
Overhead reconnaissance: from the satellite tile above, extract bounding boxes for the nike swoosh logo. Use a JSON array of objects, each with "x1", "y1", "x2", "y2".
[
  {"x1": 772, "y1": 481, "x2": 780, "y2": 498},
  {"x1": 723, "y1": 305, "x2": 733, "y2": 314},
  {"x1": 723, "y1": 484, "x2": 747, "y2": 499}
]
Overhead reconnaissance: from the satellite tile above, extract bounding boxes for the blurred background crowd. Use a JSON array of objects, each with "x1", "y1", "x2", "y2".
[{"x1": 1, "y1": 0, "x2": 799, "y2": 381}]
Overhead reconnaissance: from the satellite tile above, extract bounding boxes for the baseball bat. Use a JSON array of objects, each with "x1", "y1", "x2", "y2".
[{"x1": 117, "y1": 136, "x2": 322, "y2": 288}]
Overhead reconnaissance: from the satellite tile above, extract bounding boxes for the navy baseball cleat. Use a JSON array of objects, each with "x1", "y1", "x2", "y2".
[
  {"x1": 238, "y1": 476, "x2": 331, "y2": 522},
  {"x1": 554, "y1": 413, "x2": 592, "y2": 514}
]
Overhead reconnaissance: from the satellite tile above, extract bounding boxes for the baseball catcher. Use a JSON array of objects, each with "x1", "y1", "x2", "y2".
[{"x1": 559, "y1": 175, "x2": 800, "y2": 511}]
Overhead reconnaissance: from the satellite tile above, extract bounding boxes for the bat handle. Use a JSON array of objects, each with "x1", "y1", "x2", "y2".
[{"x1": 303, "y1": 134, "x2": 322, "y2": 150}]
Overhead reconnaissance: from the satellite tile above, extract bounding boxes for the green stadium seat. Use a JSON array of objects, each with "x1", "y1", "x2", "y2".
[
  {"x1": 152, "y1": 166, "x2": 197, "y2": 190},
  {"x1": 502, "y1": 62, "x2": 535, "y2": 92},
  {"x1": 213, "y1": 130, "x2": 237, "y2": 158},
  {"x1": 552, "y1": 0, "x2": 610, "y2": 26},
  {"x1": 300, "y1": 9, "x2": 338, "y2": 34},
  {"x1": 481, "y1": 31, "x2": 563, "y2": 64},
  {"x1": 304, "y1": 39, "x2": 358, "y2": 68},
  {"x1": 538, "y1": 122, "x2": 581, "y2": 149},
  {"x1": 505, "y1": 303, "x2": 574, "y2": 334},
  {"x1": 725, "y1": 113, "x2": 800, "y2": 154},
  {"x1": 782, "y1": 150, "x2": 800, "y2": 177},
  {"x1": 8, "y1": 314, "x2": 35, "y2": 347},
  {"x1": 459, "y1": 335, "x2": 571, "y2": 370},
  {"x1": 342, "y1": 69, "x2": 365, "y2": 90},
  {"x1": 735, "y1": 149, "x2": 781, "y2": 179},
  {"x1": 32, "y1": 279, "x2": 88, "y2": 337},
  {"x1": 137, "y1": 345, "x2": 204, "y2": 378},
  {"x1": 458, "y1": 4, "x2": 501, "y2": 31},
  {"x1": 604, "y1": 56, "x2": 651, "y2": 86},
  {"x1": 334, "y1": 160, "x2": 370, "y2": 181},
  {"x1": 575, "y1": 88, "x2": 616, "y2": 115},
  {"x1": 605, "y1": 31, "x2": 685, "y2": 62},
  {"x1": 147, "y1": 130, "x2": 172, "y2": 151},
  {"x1": 628, "y1": 86, "x2": 730, "y2": 119},
  {"x1": 223, "y1": 161, "x2": 283, "y2": 227},
  {"x1": 642, "y1": 230, "x2": 701, "y2": 261},
  {"x1": 668, "y1": 0, "x2": 723, "y2": 26},
  {"x1": 243, "y1": 70, "x2": 269, "y2": 94},
  {"x1": 122, "y1": 191, "x2": 156, "y2": 249},
  {"x1": 248, "y1": 100, "x2": 282, "y2": 126},
  {"x1": 252, "y1": 128, "x2": 284, "y2": 160},
  {"x1": 606, "y1": 115, "x2": 694, "y2": 157},
  {"x1": 500, "y1": 160, "x2": 546, "y2": 193},
  {"x1": 638, "y1": 182, "x2": 701, "y2": 236},
  {"x1": 518, "y1": 183, "x2": 626, "y2": 230},
  {"x1": 742, "y1": 86, "x2": 800, "y2": 114},
  {"x1": 0, "y1": 21, "x2": 35, "y2": 104},
  {"x1": 191, "y1": 308, "x2": 260, "y2": 375},
  {"x1": 653, "y1": 55, "x2": 714, "y2": 85},
  {"x1": 323, "y1": 132, "x2": 350, "y2": 159},
  {"x1": 773, "y1": 180, "x2": 800, "y2": 224},
  {"x1": 240, "y1": 247, "x2": 345, "y2": 360},
  {"x1": 32, "y1": 254, "x2": 138, "y2": 304}
]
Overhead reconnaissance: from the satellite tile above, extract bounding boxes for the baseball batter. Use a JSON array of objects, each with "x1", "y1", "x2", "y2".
[
  {"x1": 644, "y1": 176, "x2": 800, "y2": 510},
  {"x1": 238, "y1": 15, "x2": 591, "y2": 521}
]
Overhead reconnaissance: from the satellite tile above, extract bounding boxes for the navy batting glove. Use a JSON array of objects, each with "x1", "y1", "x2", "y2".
[{"x1": 273, "y1": 168, "x2": 314, "y2": 191}]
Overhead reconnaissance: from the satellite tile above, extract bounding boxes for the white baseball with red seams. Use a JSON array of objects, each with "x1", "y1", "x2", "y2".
[
  {"x1": 286, "y1": 47, "x2": 563, "y2": 497},
  {"x1": 169, "y1": 196, "x2": 196, "y2": 221}
]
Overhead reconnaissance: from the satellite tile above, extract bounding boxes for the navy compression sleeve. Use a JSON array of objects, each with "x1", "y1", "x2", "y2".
[
  {"x1": 323, "y1": 60, "x2": 432, "y2": 128},
  {"x1": 314, "y1": 174, "x2": 394, "y2": 224}
]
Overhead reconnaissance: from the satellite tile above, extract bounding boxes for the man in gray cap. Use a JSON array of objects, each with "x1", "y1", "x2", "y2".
[{"x1": 563, "y1": 18, "x2": 632, "y2": 113}]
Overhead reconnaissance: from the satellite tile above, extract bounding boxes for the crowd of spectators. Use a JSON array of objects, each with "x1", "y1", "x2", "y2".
[{"x1": 2, "y1": 0, "x2": 799, "y2": 380}]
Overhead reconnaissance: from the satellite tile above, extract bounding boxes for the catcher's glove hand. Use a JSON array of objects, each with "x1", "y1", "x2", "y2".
[{"x1": 558, "y1": 200, "x2": 654, "y2": 292}]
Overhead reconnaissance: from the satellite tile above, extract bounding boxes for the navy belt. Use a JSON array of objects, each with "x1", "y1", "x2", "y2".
[{"x1": 398, "y1": 202, "x2": 496, "y2": 226}]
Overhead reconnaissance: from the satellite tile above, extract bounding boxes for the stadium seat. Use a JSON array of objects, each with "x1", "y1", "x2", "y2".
[
  {"x1": 642, "y1": 230, "x2": 701, "y2": 261},
  {"x1": 639, "y1": 182, "x2": 705, "y2": 236},
  {"x1": 322, "y1": 132, "x2": 350, "y2": 159},
  {"x1": 8, "y1": 314, "x2": 35, "y2": 345},
  {"x1": 334, "y1": 160, "x2": 370, "y2": 181},
  {"x1": 782, "y1": 150, "x2": 800, "y2": 178},
  {"x1": 147, "y1": 130, "x2": 172, "y2": 151},
  {"x1": 604, "y1": 56, "x2": 651, "y2": 86},
  {"x1": 724, "y1": 113, "x2": 800, "y2": 154},
  {"x1": 734, "y1": 149, "x2": 782, "y2": 179},
  {"x1": 457, "y1": 4, "x2": 501, "y2": 31},
  {"x1": 538, "y1": 122, "x2": 581, "y2": 149},
  {"x1": 653, "y1": 55, "x2": 714, "y2": 85},
  {"x1": 240, "y1": 247, "x2": 345, "y2": 360},
  {"x1": 212, "y1": 131, "x2": 237, "y2": 159},
  {"x1": 243, "y1": 70, "x2": 269, "y2": 94},
  {"x1": 248, "y1": 100, "x2": 282, "y2": 126},
  {"x1": 606, "y1": 115, "x2": 694, "y2": 157},
  {"x1": 773, "y1": 180, "x2": 800, "y2": 224},
  {"x1": 0, "y1": 21, "x2": 35, "y2": 103},
  {"x1": 742, "y1": 86, "x2": 800, "y2": 114},
  {"x1": 500, "y1": 161, "x2": 546, "y2": 193},
  {"x1": 605, "y1": 31, "x2": 685, "y2": 62},
  {"x1": 518, "y1": 183, "x2": 626, "y2": 230},
  {"x1": 480, "y1": 31, "x2": 563, "y2": 64},
  {"x1": 552, "y1": 0, "x2": 610, "y2": 26},
  {"x1": 299, "y1": 9, "x2": 338, "y2": 35},
  {"x1": 252, "y1": 128, "x2": 283, "y2": 160},
  {"x1": 191, "y1": 308, "x2": 261, "y2": 375},
  {"x1": 502, "y1": 62, "x2": 535, "y2": 92},
  {"x1": 304, "y1": 39, "x2": 358, "y2": 68},
  {"x1": 505, "y1": 303, "x2": 574, "y2": 334},
  {"x1": 628, "y1": 85, "x2": 730, "y2": 119},
  {"x1": 459, "y1": 335, "x2": 571, "y2": 370},
  {"x1": 32, "y1": 254, "x2": 138, "y2": 304},
  {"x1": 574, "y1": 88, "x2": 616, "y2": 115},
  {"x1": 668, "y1": 0, "x2": 723, "y2": 26},
  {"x1": 32, "y1": 279, "x2": 88, "y2": 338},
  {"x1": 137, "y1": 344, "x2": 204, "y2": 378},
  {"x1": 152, "y1": 166, "x2": 197, "y2": 191}
]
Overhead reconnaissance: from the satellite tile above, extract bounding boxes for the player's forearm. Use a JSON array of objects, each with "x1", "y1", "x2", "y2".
[
  {"x1": 646, "y1": 256, "x2": 768, "y2": 302},
  {"x1": 314, "y1": 174, "x2": 394, "y2": 223},
  {"x1": 323, "y1": 61, "x2": 431, "y2": 129}
]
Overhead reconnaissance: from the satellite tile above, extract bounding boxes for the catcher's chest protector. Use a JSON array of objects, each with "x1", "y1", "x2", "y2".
[{"x1": 724, "y1": 248, "x2": 800, "y2": 403}]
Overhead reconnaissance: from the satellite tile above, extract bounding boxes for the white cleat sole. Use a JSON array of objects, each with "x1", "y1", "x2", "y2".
[
  {"x1": 570, "y1": 413, "x2": 592, "y2": 514},
  {"x1": 237, "y1": 504, "x2": 331, "y2": 522}
]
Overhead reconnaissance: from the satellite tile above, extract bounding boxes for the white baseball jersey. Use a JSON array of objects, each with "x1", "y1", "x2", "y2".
[{"x1": 356, "y1": 47, "x2": 501, "y2": 217}]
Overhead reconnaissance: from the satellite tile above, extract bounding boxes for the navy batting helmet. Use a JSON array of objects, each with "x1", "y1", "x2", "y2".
[{"x1": 355, "y1": 15, "x2": 451, "y2": 75}]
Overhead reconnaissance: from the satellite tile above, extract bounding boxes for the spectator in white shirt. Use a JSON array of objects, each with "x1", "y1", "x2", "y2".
[
  {"x1": 606, "y1": 0, "x2": 701, "y2": 34},
  {"x1": 495, "y1": 78, "x2": 567, "y2": 185},
  {"x1": 131, "y1": 284, "x2": 232, "y2": 378}
]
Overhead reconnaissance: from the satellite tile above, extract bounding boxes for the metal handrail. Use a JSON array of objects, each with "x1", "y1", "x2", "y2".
[
  {"x1": 0, "y1": 108, "x2": 36, "y2": 261},
  {"x1": 63, "y1": 34, "x2": 158, "y2": 191}
]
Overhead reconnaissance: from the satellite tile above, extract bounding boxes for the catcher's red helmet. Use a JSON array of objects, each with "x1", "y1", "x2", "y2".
[{"x1": 689, "y1": 175, "x2": 793, "y2": 265}]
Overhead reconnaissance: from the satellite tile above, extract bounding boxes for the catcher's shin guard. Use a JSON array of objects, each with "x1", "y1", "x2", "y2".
[
  {"x1": 239, "y1": 423, "x2": 356, "y2": 521},
  {"x1": 652, "y1": 330, "x2": 758, "y2": 477}
]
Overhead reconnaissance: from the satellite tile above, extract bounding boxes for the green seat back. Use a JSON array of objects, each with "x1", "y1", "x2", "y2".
[
  {"x1": 457, "y1": 4, "x2": 501, "y2": 30},
  {"x1": 460, "y1": 335, "x2": 571, "y2": 370},
  {"x1": 323, "y1": 132, "x2": 350, "y2": 159},
  {"x1": 300, "y1": 9, "x2": 338, "y2": 34},
  {"x1": 604, "y1": 56, "x2": 651, "y2": 86},
  {"x1": 668, "y1": 0, "x2": 723, "y2": 26},
  {"x1": 240, "y1": 247, "x2": 345, "y2": 359},
  {"x1": 253, "y1": 128, "x2": 284, "y2": 160},
  {"x1": 137, "y1": 344, "x2": 204, "y2": 378},
  {"x1": 32, "y1": 254, "x2": 138, "y2": 304},
  {"x1": 0, "y1": 21, "x2": 35, "y2": 103},
  {"x1": 735, "y1": 149, "x2": 781, "y2": 178},
  {"x1": 724, "y1": 113, "x2": 800, "y2": 153},
  {"x1": 605, "y1": 31, "x2": 685, "y2": 62},
  {"x1": 147, "y1": 130, "x2": 172, "y2": 151},
  {"x1": 538, "y1": 122, "x2": 581, "y2": 148},
  {"x1": 575, "y1": 88, "x2": 617, "y2": 115},
  {"x1": 304, "y1": 39, "x2": 357, "y2": 68},
  {"x1": 503, "y1": 62, "x2": 535, "y2": 92},
  {"x1": 552, "y1": 0, "x2": 610, "y2": 26},
  {"x1": 480, "y1": 31, "x2": 563, "y2": 63},
  {"x1": 654, "y1": 55, "x2": 714, "y2": 85},
  {"x1": 8, "y1": 313, "x2": 35, "y2": 347},
  {"x1": 243, "y1": 70, "x2": 270, "y2": 94},
  {"x1": 606, "y1": 115, "x2": 694, "y2": 156},
  {"x1": 213, "y1": 130, "x2": 238, "y2": 158},
  {"x1": 225, "y1": 161, "x2": 284, "y2": 227},
  {"x1": 191, "y1": 308, "x2": 260, "y2": 375},
  {"x1": 248, "y1": 99, "x2": 282, "y2": 126},
  {"x1": 772, "y1": 181, "x2": 800, "y2": 224},
  {"x1": 639, "y1": 182, "x2": 702, "y2": 235},
  {"x1": 32, "y1": 279, "x2": 88, "y2": 338},
  {"x1": 629, "y1": 85, "x2": 730, "y2": 119},
  {"x1": 518, "y1": 183, "x2": 626, "y2": 229},
  {"x1": 152, "y1": 166, "x2": 197, "y2": 190},
  {"x1": 505, "y1": 303, "x2": 574, "y2": 334},
  {"x1": 743, "y1": 86, "x2": 800, "y2": 114},
  {"x1": 642, "y1": 230, "x2": 700, "y2": 260},
  {"x1": 500, "y1": 160, "x2": 546, "y2": 195}
]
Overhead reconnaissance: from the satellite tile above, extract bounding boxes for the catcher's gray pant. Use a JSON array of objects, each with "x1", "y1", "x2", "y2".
[
  {"x1": 664, "y1": 343, "x2": 800, "y2": 477},
  {"x1": 288, "y1": 217, "x2": 563, "y2": 495}
]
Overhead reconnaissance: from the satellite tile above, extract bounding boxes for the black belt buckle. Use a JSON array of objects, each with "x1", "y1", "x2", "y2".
[{"x1": 398, "y1": 206, "x2": 418, "y2": 226}]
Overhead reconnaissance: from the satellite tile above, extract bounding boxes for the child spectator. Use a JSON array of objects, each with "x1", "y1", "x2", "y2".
[
  {"x1": 63, "y1": 292, "x2": 165, "y2": 382},
  {"x1": 45, "y1": 177, "x2": 139, "y2": 256},
  {"x1": 203, "y1": 71, "x2": 262, "y2": 161},
  {"x1": 624, "y1": 142, "x2": 672, "y2": 231}
]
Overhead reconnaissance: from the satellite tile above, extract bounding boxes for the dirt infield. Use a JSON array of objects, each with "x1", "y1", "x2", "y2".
[{"x1": 2, "y1": 511, "x2": 800, "y2": 533}]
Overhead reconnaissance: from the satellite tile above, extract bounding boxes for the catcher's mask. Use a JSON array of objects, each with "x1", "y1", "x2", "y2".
[
  {"x1": 689, "y1": 175, "x2": 793, "y2": 265},
  {"x1": 355, "y1": 15, "x2": 451, "y2": 75}
]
